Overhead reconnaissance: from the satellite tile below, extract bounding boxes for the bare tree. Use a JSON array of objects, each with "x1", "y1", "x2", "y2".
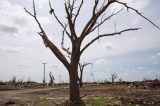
[
  {"x1": 10, "y1": 76, "x2": 16, "y2": 84},
  {"x1": 24, "y1": 0, "x2": 159, "y2": 105},
  {"x1": 78, "y1": 62, "x2": 92, "y2": 87},
  {"x1": 49, "y1": 71, "x2": 55, "y2": 86},
  {"x1": 111, "y1": 73, "x2": 117, "y2": 84}
]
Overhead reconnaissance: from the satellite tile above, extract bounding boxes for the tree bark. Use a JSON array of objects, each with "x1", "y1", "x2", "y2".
[{"x1": 69, "y1": 66, "x2": 81, "y2": 105}]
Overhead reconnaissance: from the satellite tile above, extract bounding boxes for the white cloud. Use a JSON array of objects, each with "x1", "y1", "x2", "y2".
[
  {"x1": 156, "y1": 52, "x2": 160, "y2": 56},
  {"x1": 110, "y1": 0, "x2": 152, "y2": 26},
  {"x1": 156, "y1": 72, "x2": 160, "y2": 75},
  {"x1": 25, "y1": 0, "x2": 47, "y2": 9},
  {"x1": 130, "y1": 37, "x2": 137, "y2": 42},
  {"x1": 0, "y1": 0, "x2": 51, "y2": 39},
  {"x1": 152, "y1": 61, "x2": 158, "y2": 65},
  {"x1": 51, "y1": 64, "x2": 59, "y2": 68},
  {"x1": 146, "y1": 70, "x2": 153, "y2": 74},
  {"x1": 150, "y1": 52, "x2": 160, "y2": 59},
  {"x1": 150, "y1": 56, "x2": 156, "y2": 59},
  {"x1": 110, "y1": 0, "x2": 151, "y2": 12},
  {"x1": 120, "y1": 67, "x2": 124, "y2": 71},
  {"x1": 103, "y1": 42, "x2": 116, "y2": 50},
  {"x1": 17, "y1": 64, "x2": 31, "y2": 68},
  {"x1": 105, "y1": 68, "x2": 111, "y2": 72},
  {"x1": 0, "y1": 24, "x2": 18, "y2": 34},
  {"x1": 0, "y1": 1, "x2": 34, "y2": 36},
  {"x1": 95, "y1": 59, "x2": 107, "y2": 65},
  {"x1": 0, "y1": 45, "x2": 33, "y2": 53},
  {"x1": 1, "y1": 48, "x2": 19, "y2": 53},
  {"x1": 137, "y1": 67, "x2": 145, "y2": 70},
  {"x1": 119, "y1": 72, "x2": 128, "y2": 76}
]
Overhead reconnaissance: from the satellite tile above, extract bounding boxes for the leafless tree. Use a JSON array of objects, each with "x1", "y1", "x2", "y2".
[
  {"x1": 111, "y1": 73, "x2": 117, "y2": 84},
  {"x1": 11, "y1": 76, "x2": 16, "y2": 84},
  {"x1": 49, "y1": 71, "x2": 55, "y2": 86},
  {"x1": 78, "y1": 62, "x2": 92, "y2": 87},
  {"x1": 24, "y1": 0, "x2": 159, "y2": 105}
]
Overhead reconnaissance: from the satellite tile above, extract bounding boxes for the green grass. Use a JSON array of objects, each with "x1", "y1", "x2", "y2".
[
  {"x1": 84, "y1": 98, "x2": 146, "y2": 106},
  {"x1": 84, "y1": 98, "x2": 121, "y2": 106}
]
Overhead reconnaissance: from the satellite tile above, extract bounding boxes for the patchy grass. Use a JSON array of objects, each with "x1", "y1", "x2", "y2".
[
  {"x1": 1, "y1": 84, "x2": 160, "y2": 106},
  {"x1": 84, "y1": 98, "x2": 121, "y2": 106},
  {"x1": 2, "y1": 97, "x2": 154, "y2": 106},
  {"x1": 84, "y1": 98, "x2": 146, "y2": 106},
  {"x1": 31, "y1": 98, "x2": 64, "y2": 106}
]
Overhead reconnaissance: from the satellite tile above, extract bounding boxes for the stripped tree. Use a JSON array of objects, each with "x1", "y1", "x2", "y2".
[
  {"x1": 24, "y1": 0, "x2": 159, "y2": 105},
  {"x1": 49, "y1": 71, "x2": 55, "y2": 86},
  {"x1": 111, "y1": 73, "x2": 117, "y2": 84},
  {"x1": 78, "y1": 62, "x2": 92, "y2": 87}
]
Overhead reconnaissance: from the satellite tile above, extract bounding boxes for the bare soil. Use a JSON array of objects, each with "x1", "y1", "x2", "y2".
[{"x1": 0, "y1": 84, "x2": 160, "y2": 106}]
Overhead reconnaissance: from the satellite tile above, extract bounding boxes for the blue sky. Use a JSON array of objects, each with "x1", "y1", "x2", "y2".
[{"x1": 0, "y1": 0, "x2": 160, "y2": 83}]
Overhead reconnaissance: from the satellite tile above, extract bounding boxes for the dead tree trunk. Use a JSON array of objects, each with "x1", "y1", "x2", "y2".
[
  {"x1": 69, "y1": 68, "x2": 81, "y2": 104},
  {"x1": 68, "y1": 41, "x2": 81, "y2": 104}
]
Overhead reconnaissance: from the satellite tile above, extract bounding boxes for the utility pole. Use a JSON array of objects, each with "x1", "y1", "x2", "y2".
[{"x1": 42, "y1": 63, "x2": 47, "y2": 84}]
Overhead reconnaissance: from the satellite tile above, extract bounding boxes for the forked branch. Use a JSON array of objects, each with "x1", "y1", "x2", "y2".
[
  {"x1": 73, "y1": 0, "x2": 84, "y2": 24},
  {"x1": 49, "y1": 0, "x2": 71, "y2": 39},
  {"x1": 80, "y1": 0, "x2": 116, "y2": 42},
  {"x1": 24, "y1": 0, "x2": 70, "y2": 69},
  {"x1": 90, "y1": 8, "x2": 123, "y2": 34},
  {"x1": 24, "y1": 1, "x2": 45, "y2": 36},
  {"x1": 61, "y1": 31, "x2": 72, "y2": 55},
  {"x1": 81, "y1": 28, "x2": 140, "y2": 54},
  {"x1": 115, "y1": 1, "x2": 160, "y2": 29}
]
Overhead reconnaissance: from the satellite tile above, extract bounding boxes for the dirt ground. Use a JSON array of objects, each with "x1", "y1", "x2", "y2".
[{"x1": 0, "y1": 84, "x2": 160, "y2": 106}]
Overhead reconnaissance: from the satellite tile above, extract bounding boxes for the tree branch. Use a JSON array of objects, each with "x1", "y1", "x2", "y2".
[
  {"x1": 24, "y1": 0, "x2": 70, "y2": 69},
  {"x1": 49, "y1": 0, "x2": 71, "y2": 39},
  {"x1": 65, "y1": 2, "x2": 77, "y2": 39},
  {"x1": 90, "y1": 8, "x2": 123, "y2": 34},
  {"x1": 61, "y1": 31, "x2": 72, "y2": 55},
  {"x1": 80, "y1": 1, "x2": 115, "y2": 44},
  {"x1": 73, "y1": 0, "x2": 84, "y2": 24},
  {"x1": 115, "y1": 1, "x2": 160, "y2": 29},
  {"x1": 81, "y1": 28, "x2": 140, "y2": 54},
  {"x1": 93, "y1": 0, "x2": 99, "y2": 15},
  {"x1": 24, "y1": 0, "x2": 45, "y2": 36}
]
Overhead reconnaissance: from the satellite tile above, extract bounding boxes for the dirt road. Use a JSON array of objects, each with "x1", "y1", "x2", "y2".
[
  {"x1": 0, "y1": 87, "x2": 62, "y2": 105},
  {"x1": 0, "y1": 88, "x2": 56, "y2": 96}
]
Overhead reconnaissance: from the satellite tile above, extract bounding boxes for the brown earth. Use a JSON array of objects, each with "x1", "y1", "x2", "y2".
[{"x1": 0, "y1": 84, "x2": 160, "y2": 106}]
